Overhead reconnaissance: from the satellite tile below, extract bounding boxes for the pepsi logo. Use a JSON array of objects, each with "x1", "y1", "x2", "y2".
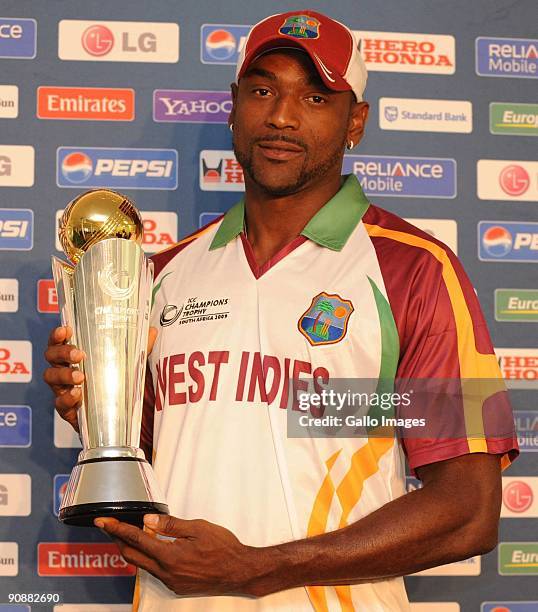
[
  {"x1": 503, "y1": 480, "x2": 533, "y2": 513},
  {"x1": 205, "y1": 29, "x2": 237, "y2": 60},
  {"x1": 61, "y1": 152, "x2": 93, "y2": 183},
  {"x1": 499, "y1": 164, "x2": 530, "y2": 196},
  {"x1": 81, "y1": 24, "x2": 114, "y2": 56},
  {"x1": 482, "y1": 225, "x2": 513, "y2": 257}
]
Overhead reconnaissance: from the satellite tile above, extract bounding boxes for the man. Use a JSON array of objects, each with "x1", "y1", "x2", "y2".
[{"x1": 44, "y1": 10, "x2": 518, "y2": 611}]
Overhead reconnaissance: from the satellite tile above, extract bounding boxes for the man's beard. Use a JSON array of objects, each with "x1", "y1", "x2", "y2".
[{"x1": 234, "y1": 134, "x2": 346, "y2": 197}]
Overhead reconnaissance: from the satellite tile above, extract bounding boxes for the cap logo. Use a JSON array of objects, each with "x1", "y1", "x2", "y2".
[{"x1": 279, "y1": 15, "x2": 320, "y2": 40}]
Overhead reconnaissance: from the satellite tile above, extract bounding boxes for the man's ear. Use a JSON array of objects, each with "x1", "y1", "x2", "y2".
[
  {"x1": 229, "y1": 82, "x2": 238, "y2": 129},
  {"x1": 347, "y1": 101, "x2": 369, "y2": 148}
]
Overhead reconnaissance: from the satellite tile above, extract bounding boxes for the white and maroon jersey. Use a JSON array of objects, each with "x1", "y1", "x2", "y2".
[{"x1": 134, "y1": 175, "x2": 518, "y2": 612}]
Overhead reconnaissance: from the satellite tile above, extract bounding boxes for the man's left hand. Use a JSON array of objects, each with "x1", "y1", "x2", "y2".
[{"x1": 95, "y1": 514, "x2": 256, "y2": 597}]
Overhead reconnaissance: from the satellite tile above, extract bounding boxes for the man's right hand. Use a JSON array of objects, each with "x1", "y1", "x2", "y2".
[{"x1": 43, "y1": 326, "x2": 85, "y2": 433}]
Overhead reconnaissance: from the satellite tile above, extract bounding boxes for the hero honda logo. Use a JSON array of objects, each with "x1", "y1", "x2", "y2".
[
  {"x1": 200, "y1": 150, "x2": 244, "y2": 191},
  {"x1": 57, "y1": 147, "x2": 178, "y2": 190},
  {"x1": 59, "y1": 20, "x2": 179, "y2": 63},
  {"x1": 342, "y1": 155, "x2": 456, "y2": 198},
  {"x1": 0, "y1": 341, "x2": 32, "y2": 383},
  {"x1": 476, "y1": 37, "x2": 538, "y2": 78},
  {"x1": 479, "y1": 221, "x2": 538, "y2": 262},
  {"x1": 201, "y1": 24, "x2": 250, "y2": 64}
]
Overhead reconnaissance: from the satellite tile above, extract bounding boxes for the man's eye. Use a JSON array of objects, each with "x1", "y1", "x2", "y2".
[
  {"x1": 307, "y1": 95, "x2": 326, "y2": 104},
  {"x1": 254, "y1": 88, "x2": 271, "y2": 96}
]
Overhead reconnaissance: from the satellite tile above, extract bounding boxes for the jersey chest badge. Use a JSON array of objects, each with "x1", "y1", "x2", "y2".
[{"x1": 298, "y1": 292, "x2": 354, "y2": 346}]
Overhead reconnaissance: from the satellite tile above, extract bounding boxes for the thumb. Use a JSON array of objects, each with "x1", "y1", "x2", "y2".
[
  {"x1": 143, "y1": 513, "x2": 190, "y2": 537},
  {"x1": 147, "y1": 326, "x2": 158, "y2": 356}
]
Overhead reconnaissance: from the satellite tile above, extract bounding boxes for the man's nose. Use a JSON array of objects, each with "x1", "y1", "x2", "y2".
[{"x1": 265, "y1": 94, "x2": 300, "y2": 130}]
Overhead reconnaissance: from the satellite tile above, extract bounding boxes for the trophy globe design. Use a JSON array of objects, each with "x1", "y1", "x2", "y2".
[{"x1": 52, "y1": 189, "x2": 169, "y2": 526}]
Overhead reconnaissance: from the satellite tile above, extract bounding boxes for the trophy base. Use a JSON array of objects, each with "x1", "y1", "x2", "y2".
[
  {"x1": 59, "y1": 456, "x2": 169, "y2": 527},
  {"x1": 60, "y1": 500, "x2": 169, "y2": 527}
]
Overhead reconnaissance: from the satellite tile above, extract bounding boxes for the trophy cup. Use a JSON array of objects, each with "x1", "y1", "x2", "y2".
[{"x1": 52, "y1": 188, "x2": 169, "y2": 526}]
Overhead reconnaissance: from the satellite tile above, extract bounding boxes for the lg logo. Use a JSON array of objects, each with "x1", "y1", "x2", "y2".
[{"x1": 81, "y1": 24, "x2": 157, "y2": 56}]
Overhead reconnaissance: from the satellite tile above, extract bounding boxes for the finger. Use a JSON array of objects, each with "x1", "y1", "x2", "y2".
[
  {"x1": 147, "y1": 327, "x2": 158, "y2": 356},
  {"x1": 111, "y1": 539, "x2": 163, "y2": 577},
  {"x1": 95, "y1": 518, "x2": 169, "y2": 558},
  {"x1": 44, "y1": 366, "x2": 85, "y2": 388},
  {"x1": 44, "y1": 344, "x2": 85, "y2": 367},
  {"x1": 143, "y1": 514, "x2": 194, "y2": 538},
  {"x1": 47, "y1": 326, "x2": 73, "y2": 347}
]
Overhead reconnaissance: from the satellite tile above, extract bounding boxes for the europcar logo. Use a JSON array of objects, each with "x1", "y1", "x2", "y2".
[
  {"x1": 495, "y1": 291, "x2": 538, "y2": 323},
  {"x1": 57, "y1": 147, "x2": 178, "y2": 190},
  {"x1": 490, "y1": 102, "x2": 538, "y2": 136},
  {"x1": 201, "y1": 24, "x2": 250, "y2": 64},
  {"x1": 0, "y1": 209, "x2": 33, "y2": 251},
  {"x1": 514, "y1": 410, "x2": 538, "y2": 452},
  {"x1": 354, "y1": 31, "x2": 455, "y2": 74},
  {"x1": 476, "y1": 37, "x2": 538, "y2": 78},
  {"x1": 0, "y1": 18, "x2": 37, "y2": 59},
  {"x1": 499, "y1": 542, "x2": 538, "y2": 575},
  {"x1": 342, "y1": 155, "x2": 456, "y2": 198},
  {"x1": 199, "y1": 150, "x2": 244, "y2": 191},
  {"x1": 479, "y1": 222, "x2": 538, "y2": 262}
]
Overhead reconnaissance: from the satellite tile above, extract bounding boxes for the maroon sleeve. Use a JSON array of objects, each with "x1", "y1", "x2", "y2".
[
  {"x1": 364, "y1": 205, "x2": 519, "y2": 475},
  {"x1": 140, "y1": 363, "x2": 154, "y2": 463}
]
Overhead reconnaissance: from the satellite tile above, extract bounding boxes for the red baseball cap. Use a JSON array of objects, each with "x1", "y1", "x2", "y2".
[{"x1": 236, "y1": 11, "x2": 368, "y2": 101}]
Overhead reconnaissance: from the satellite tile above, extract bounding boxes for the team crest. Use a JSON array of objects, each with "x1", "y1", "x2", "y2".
[
  {"x1": 279, "y1": 15, "x2": 320, "y2": 39},
  {"x1": 298, "y1": 292, "x2": 354, "y2": 346}
]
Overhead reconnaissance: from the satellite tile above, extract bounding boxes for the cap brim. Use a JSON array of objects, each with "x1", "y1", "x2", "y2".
[{"x1": 237, "y1": 35, "x2": 352, "y2": 93}]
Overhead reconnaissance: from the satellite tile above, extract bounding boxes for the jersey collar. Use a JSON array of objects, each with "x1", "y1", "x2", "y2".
[{"x1": 209, "y1": 174, "x2": 370, "y2": 251}]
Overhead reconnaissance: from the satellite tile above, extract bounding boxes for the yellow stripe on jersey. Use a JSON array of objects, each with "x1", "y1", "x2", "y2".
[
  {"x1": 132, "y1": 570, "x2": 140, "y2": 611},
  {"x1": 364, "y1": 223, "x2": 505, "y2": 454}
]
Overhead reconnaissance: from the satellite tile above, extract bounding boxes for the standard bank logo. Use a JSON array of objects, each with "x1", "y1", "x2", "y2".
[
  {"x1": 476, "y1": 37, "x2": 538, "y2": 78},
  {"x1": 0, "y1": 18, "x2": 36, "y2": 59},
  {"x1": 0, "y1": 209, "x2": 33, "y2": 251},
  {"x1": 342, "y1": 155, "x2": 456, "y2": 198},
  {"x1": 0, "y1": 406, "x2": 31, "y2": 447},
  {"x1": 479, "y1": 221, "x2": 538, "y2": 263},
  {"x1": 58, "y1": 20, "x2": 179, "y2": 63},
  {"x1": 154, "y1": 90, "x2": 232, "y2": 123},
  {"x1": 201, "y1": 24, "x2": 250, "y2": 65},
  {"x1": 379, "y1": 98, "x2": 472, "y2": 133},
  {"x1": 57, "y1": 147, "x2": 178, "y2": 190}
]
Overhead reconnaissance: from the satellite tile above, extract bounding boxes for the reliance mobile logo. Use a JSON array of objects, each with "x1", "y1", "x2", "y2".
[
  {"x1": 342, "y1": 155, "x2": 456, "y2": 198},
  {"x1": 495, "y1": 291, "x2": 538, "y2": 323},
  {"x1": 199, "y1": 150, "x2": 244, "y2": 191},
  {"x1": 479, "y1": 221, "x2": 538, "y2": 262},
  {"x1": 58, "y1": 20, "x2": 179, "y2": 63},
  {"x1": 490, "y1": 102, "x2": 538, "y2": 136},
  {"x1": 499, "y1": 542, "x2": 538, "y2": 575},
  {"x1": 354, "y1": 31, "x2": 455, "y2": 74},
  {"x1": 0, "y1": 209, "x2": 33, "y2": 250},
  {"x1": 38, "y1": 542, "x2": 136, "y2": 576},
  {"x1": 0, "y1": 406, "x2": 31, "y2": 448},
  {"x1": 501, "y1": 478, "x2": 536, "y2": 516},
  {"x1": 57, "y1": 147, "x2": 178, "y2": 190},
  {"x1": 37, "y1": 86, "x2": 135, "y2": 121},
  {"x1": 476, "y1": 37, "x2": 538, "y2": 78},
  {"x1": 514, "y1": 410, "x2": 538, "y2": 452},
  {"x1": 201, "y1": 24, "x2": 250, "y2": 64},
  {"x1": 154, "y1": 90, "x2": 232, "y2": 123},
  {"x1": 0, "y1": 18, "x2": 37, "y2": 59}
]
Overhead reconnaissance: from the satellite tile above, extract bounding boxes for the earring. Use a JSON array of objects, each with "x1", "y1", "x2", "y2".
[
  {"x1": 229, "y1": 123, "x2": 234, "y2": 131},
  {"x1": 347, "y1": 140, "x2": 354, "y2": 150}
]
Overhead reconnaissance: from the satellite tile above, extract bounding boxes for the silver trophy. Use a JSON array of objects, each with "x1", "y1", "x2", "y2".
[{"x1": 52, "y1": 189, "x2": 168, "y2": 526}]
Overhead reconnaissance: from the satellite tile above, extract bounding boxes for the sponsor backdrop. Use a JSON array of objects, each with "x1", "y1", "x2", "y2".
[{"x1": 0, "y1": 0, "x2": 536, "y2": 610}]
